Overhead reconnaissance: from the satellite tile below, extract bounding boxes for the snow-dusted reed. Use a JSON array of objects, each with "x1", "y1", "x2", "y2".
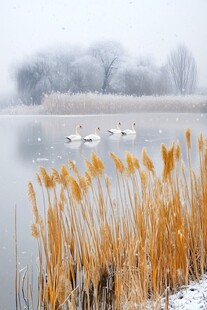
[
  {"x1": 1, "y1": 93, "x2": 207, "y2": 114},
  {"x1": 40, "y1": 93, "x2": 207, "y2": 114}
]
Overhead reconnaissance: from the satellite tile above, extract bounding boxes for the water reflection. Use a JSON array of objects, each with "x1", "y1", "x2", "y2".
[
  {"x1": 122, "y1": 134, "x2": 136, "y2": 142},
  {"x1": 83, "y1": 140, "x2": 101, "y2": 148},
  {"x1": 64, "y1": 141, "x2": 82, "y2": 149},
  {"x1": 108, "y1": 133, "x2": 122, "y2": 141}
]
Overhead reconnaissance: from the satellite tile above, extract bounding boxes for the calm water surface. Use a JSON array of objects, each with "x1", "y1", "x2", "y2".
[{"x1": 0, "y1": 113, "x2": 206, "y2": 309}]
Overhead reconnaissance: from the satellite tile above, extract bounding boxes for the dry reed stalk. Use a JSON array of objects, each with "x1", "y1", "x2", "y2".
[
  {"x1": 15, "y1": 204, "x2": 18, "y2": 310},
  {"x1": 25, "y1": 131, "x2": 207, "y2": 309}
]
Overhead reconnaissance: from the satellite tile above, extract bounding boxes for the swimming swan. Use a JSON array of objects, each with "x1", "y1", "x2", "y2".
[
  {"x1": 108, "y1": 122, "x2": 122, "y2": 134},
  {"x1": 66, "y1": 125, "x2": 82, "y2": 141},
  {"x1": 84, "y1": 127, "x2": 101, "y2": 141},
  {"x1": 122, "y1": 122, "x2": 136, "y2": 135}
]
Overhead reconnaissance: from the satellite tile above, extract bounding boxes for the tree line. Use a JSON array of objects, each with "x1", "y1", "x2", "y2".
[{"x1": 14, "y1": 41, "x2": 197, "y2": 105}]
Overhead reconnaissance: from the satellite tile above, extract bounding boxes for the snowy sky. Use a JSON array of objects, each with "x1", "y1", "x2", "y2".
[{"x1": 1, "y1": 0, "x2": 207, "y2": 94}]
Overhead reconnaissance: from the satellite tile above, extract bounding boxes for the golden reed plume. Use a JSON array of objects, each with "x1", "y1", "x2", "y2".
[
  {"x1": 185, "y1": 128, "x2": 191, "y2": 149},
  {"x1": 109, "y1": 152, "x2": 125, "y2": 174},
  {"x1": 25, "y1": 131, "x2": 207, "y2": 310},
  {"x1": 142, "y1": 148, "x2": 154, "y2": 174}
]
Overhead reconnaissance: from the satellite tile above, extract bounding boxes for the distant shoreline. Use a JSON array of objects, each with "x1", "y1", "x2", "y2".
[{"x1": 1, "y1": 93, "x2": 207, "y2": 115}]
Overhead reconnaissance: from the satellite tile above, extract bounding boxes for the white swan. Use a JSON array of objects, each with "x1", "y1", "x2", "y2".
[
  {"x1": 122, "y1": 122, "x2": 136, "y2": 135},
  {"x1": 66, "y1": 125, "x2": 82, "y2": 141},
  {"x1": 84, "y1": 127, "x2": 101, "y2": 141},
  {"x1": 108, "y1": 122, "x2": 122, "y2": 134}
]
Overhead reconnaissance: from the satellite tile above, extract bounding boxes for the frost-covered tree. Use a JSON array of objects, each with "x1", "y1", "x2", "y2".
[
  {"x1": 15, "y1": 55, "x2": 54, "y2": 104},
  {"x1": 89, "y1": 40, "x2": 125, "y2": 94},
  {"x1": 113, "y1": 57, "x2": 171, "y2": 96},
  {"x1": 14, "y1": 41, "x2": 179, "y2": 105},
  {"x1": 15, "y1": 47, "x2": 104, "y2": 104},
  {"x1": 167, "y1": 44, "x2": 197, "y2": 94},
  {"x1": 69, "y1": 55, "x2": 102, "y2": 93}
]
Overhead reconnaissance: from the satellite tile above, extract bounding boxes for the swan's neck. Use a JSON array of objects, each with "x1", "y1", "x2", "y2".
[
  {"x1": 76, "y1": 126, "x2": 80, "y2": 135},
  {"x1": 95, "y1": 128, "x2": 99, "y2": 135},
  {"x1": 132, "y1": 124, "x2": 135, "y2": 130},
  {"x1": 117, "y1": 123, "x2": 121, "y2": 130}
]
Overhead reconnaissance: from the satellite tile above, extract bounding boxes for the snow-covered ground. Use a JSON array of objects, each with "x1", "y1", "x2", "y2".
[{"x1": 162, "y1": 275, "x2": 207, "y2": 309}]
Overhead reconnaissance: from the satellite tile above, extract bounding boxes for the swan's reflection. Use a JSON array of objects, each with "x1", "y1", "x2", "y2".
[
  {"x1": 122, "y1": 135, "x2": 136, "y2": 142},
  {"x1": 84, "y1": 140, "x2": 100, "y2": 148},
  {"x1": 108, "y1": 134, "x2": 122, "y2": 141},
  {"x1": 64, "y1": 141, "x2": 82, "y2": 149}
]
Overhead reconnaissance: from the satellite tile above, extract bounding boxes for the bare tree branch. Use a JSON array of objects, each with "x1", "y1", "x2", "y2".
[
  {"x1": 90, "y1": 41, "x2": 124, "y2": 94},
  {"x1": 168, "y1": 44, "x2": 197, "y2": 94}
]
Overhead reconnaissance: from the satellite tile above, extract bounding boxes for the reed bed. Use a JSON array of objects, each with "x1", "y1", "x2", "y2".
[
  {"x1": 1, "y1": 93, "x2": 207, "y2": 114},
  {"x1": 41, "y1": 93, "x2": 207, "y2": 114},
  {"x1": 23, "y1": 129, "x2": 207, "y2": 309}
]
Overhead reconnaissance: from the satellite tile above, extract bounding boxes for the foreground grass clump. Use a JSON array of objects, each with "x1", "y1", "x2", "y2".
[{"x1": 26, "y1": 129, "x2": 207, "y2": 309}]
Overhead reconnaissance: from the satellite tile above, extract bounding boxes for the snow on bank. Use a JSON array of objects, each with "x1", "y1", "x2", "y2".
[{"x1": 162, "y1": 275, "x2": 207, "y2": 309}]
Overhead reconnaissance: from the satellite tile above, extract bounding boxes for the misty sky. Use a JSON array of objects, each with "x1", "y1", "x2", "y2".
[{"x1": 1, "y1": 0, "x2": 207, "y2": 94}]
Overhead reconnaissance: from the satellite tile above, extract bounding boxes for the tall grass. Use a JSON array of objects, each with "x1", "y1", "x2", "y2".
[
  {"x1": 25, "y1": 129, "x2": 207, "y2": 309},
  {"x1": 42, "y1": 93, "x2": 207, "y2": 114},
  {"x1": 1, "y1": 93, "x2": 207, "y2": 114}
]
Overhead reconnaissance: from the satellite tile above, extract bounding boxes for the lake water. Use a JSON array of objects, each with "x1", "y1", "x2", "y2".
[{"x1": 0, "y1": 113, "x2": 206, "y2": 309}]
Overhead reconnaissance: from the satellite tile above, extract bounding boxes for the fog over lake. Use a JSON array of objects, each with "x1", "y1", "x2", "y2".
[{"x1": 1, "y1": 0, "x2": 207, "y2": 97}]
